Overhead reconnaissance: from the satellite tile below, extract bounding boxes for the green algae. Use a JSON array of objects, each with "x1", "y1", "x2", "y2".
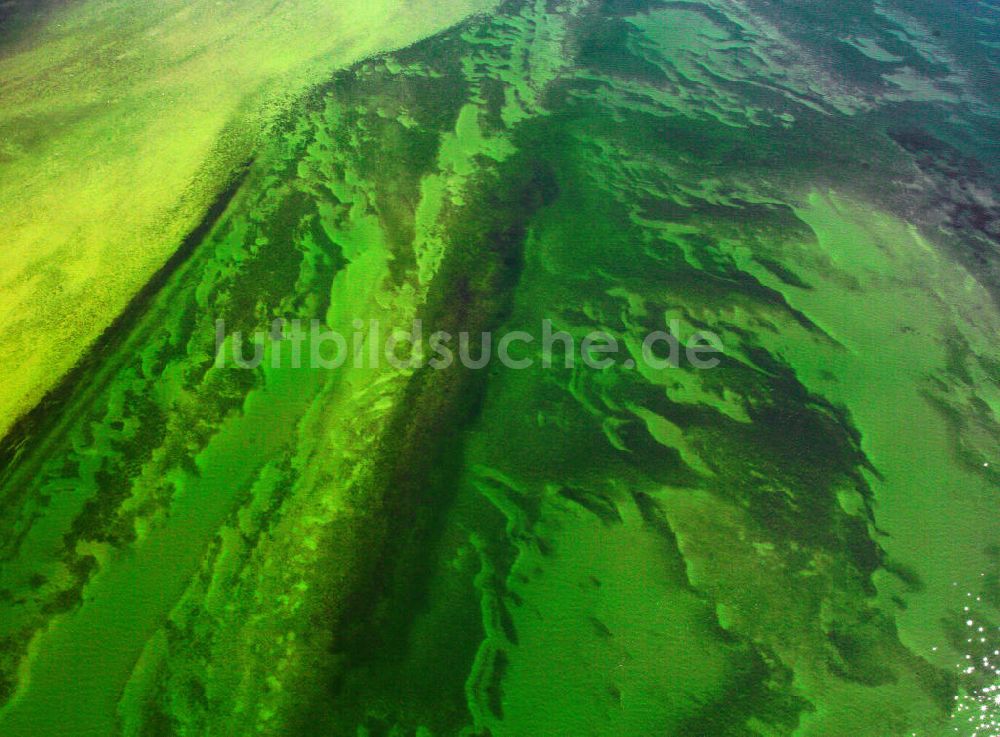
[{"x1": 0, "y1": 0, "x2": 998, "y2": 735}]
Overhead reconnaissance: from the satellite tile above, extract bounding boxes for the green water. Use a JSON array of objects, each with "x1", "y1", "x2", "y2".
[{"x1": 1, "y1": 1, "x2": 998, "y2": 735}]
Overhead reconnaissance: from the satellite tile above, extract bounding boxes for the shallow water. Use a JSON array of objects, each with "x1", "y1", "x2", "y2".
[{"x1": 1, "y1": 1, "x2": 998, "y2": 735}]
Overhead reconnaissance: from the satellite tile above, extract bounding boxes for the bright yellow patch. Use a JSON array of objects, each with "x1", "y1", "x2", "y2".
[{"x1": 0, "y1": 0, "x2": 496, "y2": 437}]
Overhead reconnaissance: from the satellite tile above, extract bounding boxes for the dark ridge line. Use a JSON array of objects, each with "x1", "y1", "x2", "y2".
[{"x1": 0, "y1": 160, "x2": 253, "y2": 483}]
